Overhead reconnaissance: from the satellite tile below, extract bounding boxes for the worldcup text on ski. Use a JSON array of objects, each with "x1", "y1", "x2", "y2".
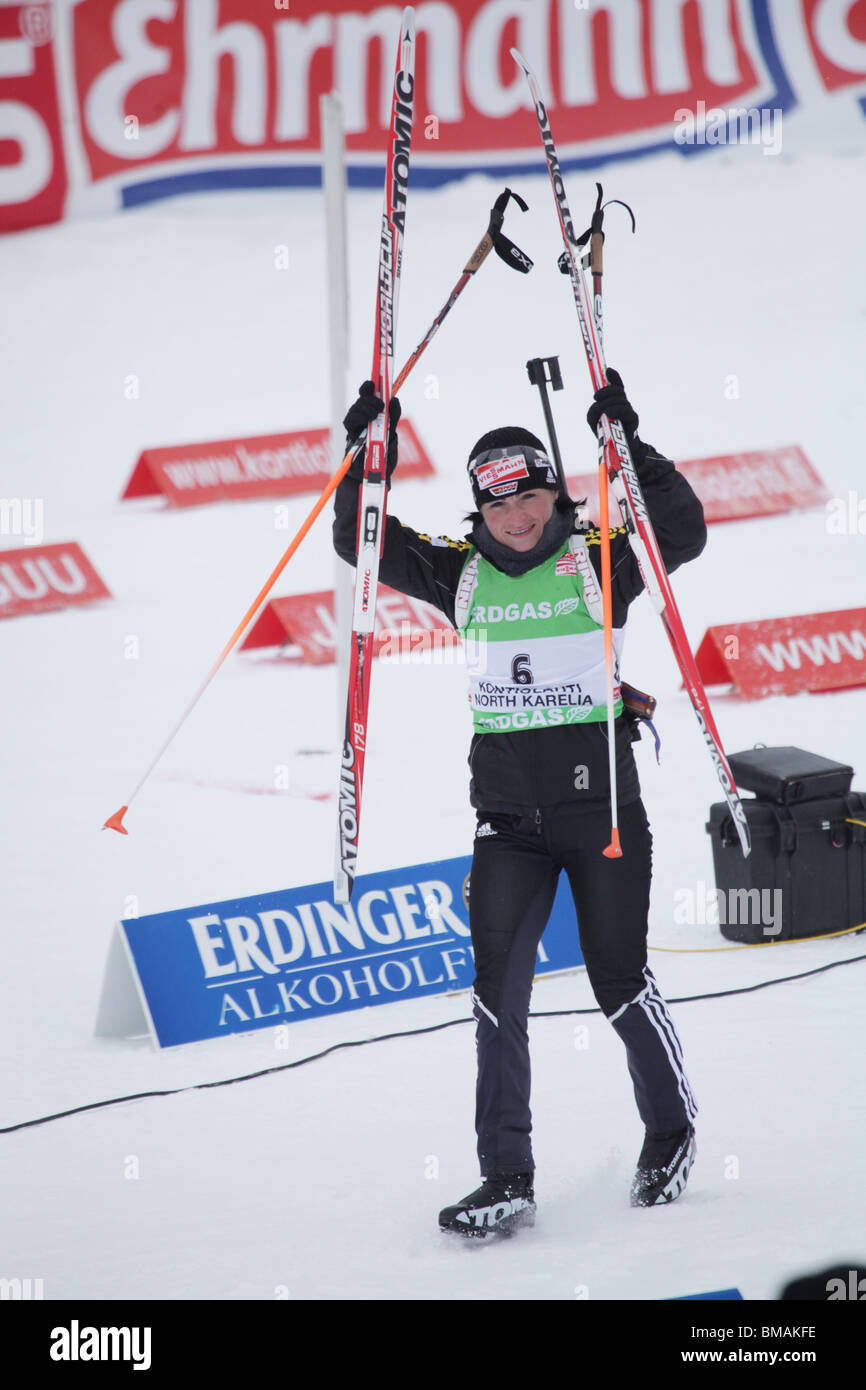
[{"x1": 674, "y1": 102, "x2": 783, "y2": 156}]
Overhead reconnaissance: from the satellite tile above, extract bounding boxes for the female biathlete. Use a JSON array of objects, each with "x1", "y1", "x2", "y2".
[{"x1": 333, "y1": 371, "x2": 707, "y2": 1238}]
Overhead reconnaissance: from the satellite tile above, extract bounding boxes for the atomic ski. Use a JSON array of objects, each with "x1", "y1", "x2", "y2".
[
  {"x1": 511, "y1": 47, "x2": 750, "y2": 858},
  {"x1": 335, "y1": 9, "x2": 416, "y2": 902}
]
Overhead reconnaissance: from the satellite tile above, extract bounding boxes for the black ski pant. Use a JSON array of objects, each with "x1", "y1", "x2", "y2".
[{"x1": 468, "y1": 799, "x2": 697, "y2": 1177}]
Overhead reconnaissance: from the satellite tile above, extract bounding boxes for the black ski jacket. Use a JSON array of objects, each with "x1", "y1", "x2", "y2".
[{"x1": 333, "y1": 436, "x2": 707, "y2": 819}]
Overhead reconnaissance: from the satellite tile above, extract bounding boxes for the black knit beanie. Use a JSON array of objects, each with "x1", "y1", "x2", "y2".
[{"x1": 467, "y1": 427, "x2": 558, "y2": 508}]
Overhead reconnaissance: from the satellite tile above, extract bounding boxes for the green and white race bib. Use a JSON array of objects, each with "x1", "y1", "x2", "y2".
[{"x1": 456, "y1": 543, "x2": 624, "y2": 733}]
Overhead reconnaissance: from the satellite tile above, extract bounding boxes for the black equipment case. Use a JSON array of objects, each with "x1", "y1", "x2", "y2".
[
  {"x1": 706, "y1": 747, "x2": 866, "y2": 943},
  {"x1": 728, "y1": 745, "x2": 854, "y2": 804}
]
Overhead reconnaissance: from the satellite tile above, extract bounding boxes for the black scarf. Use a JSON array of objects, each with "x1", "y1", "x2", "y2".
[{"x1": 470, "y1": 504, "x2": 574, "y2": 577}]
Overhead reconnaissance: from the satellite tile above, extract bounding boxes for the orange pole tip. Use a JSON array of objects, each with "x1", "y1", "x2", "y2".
[
  {"x1": 103, "y1": 806, "x2": 129, "y2": 835},
  {"x1": 603, "y1": 829, "x2": 622, "y2": 859}
]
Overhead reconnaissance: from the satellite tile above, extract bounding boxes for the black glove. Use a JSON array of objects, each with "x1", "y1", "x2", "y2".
[
  {"x1": 343, "y1": 380, "x2": 401, "y2": 480},
  {"x1": 586, "y1": 367, "x2": 639, "y2": 440}
]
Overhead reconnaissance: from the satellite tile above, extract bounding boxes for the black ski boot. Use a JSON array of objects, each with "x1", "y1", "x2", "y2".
[
  {"x1": 439, "y1": 1172, "x2": 536, "y2": 1238},
  {"x1": 630, "y1": 1125, "x2": 696, "y2": 1207}
]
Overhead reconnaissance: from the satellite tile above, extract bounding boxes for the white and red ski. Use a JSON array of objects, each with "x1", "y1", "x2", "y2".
[
  {"x1": 335, "y1": 10, "x2": 416, "y2": 902},
  {"x1": 512, "y1": 47, "x2": 751, "y2": 858}
]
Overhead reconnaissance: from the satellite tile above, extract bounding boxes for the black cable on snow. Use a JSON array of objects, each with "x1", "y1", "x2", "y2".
[{"x1": 3, "y1": 951, "x2": 864, "y2": 1135}]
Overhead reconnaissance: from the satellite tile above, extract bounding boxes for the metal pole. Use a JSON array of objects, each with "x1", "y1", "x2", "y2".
[{"x1": 526, "y1": 355, "x2": 568, "y2": 497}]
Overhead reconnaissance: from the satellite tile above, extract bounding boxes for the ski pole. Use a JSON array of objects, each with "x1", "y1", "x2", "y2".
[
  {"x1": 594, "y1": 418, "x2": 622, "y2": 859},
  {"x1": 527, "y1": 351, "x2": 620, "y2": 858},
  {"x1": 104, "y1": 188, "x2": 533, "y2": 836},
  {"x1": 584, "y1": 187, "x2": 623, "y2": 857},
  {"x1": 398, "y1": 187, "x2": 531, "y2": 390}
]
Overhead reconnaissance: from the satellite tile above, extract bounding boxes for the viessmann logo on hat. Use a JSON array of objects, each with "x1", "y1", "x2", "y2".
[{"x1": 475, "y1": 454, "x2": 530, "y2": 492}]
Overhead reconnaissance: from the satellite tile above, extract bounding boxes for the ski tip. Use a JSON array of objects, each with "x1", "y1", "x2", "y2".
[
  {"x1": 402, "y1": 6, "x2": 415, "y2": 39},
  {"x1": 103, "y1": 805, "x2": 129, "y2": 835},
  {"x1": 511, "y1": 47, "x2": 541, "y2": 95}
]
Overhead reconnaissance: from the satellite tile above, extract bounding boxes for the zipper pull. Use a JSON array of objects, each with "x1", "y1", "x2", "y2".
[{"x1": 535, "y1": 808, "x2": 542, "y2": 834}]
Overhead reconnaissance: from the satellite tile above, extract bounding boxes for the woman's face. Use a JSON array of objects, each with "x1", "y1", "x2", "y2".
[{"x1": 480, "y1": 489, "x2": 556, "y2": 552}]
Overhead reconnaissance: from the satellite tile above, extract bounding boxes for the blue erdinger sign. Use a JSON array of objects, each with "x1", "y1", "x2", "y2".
[{"x1": 97, "y1": 855, "x2": 583, "y2": 1049}]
